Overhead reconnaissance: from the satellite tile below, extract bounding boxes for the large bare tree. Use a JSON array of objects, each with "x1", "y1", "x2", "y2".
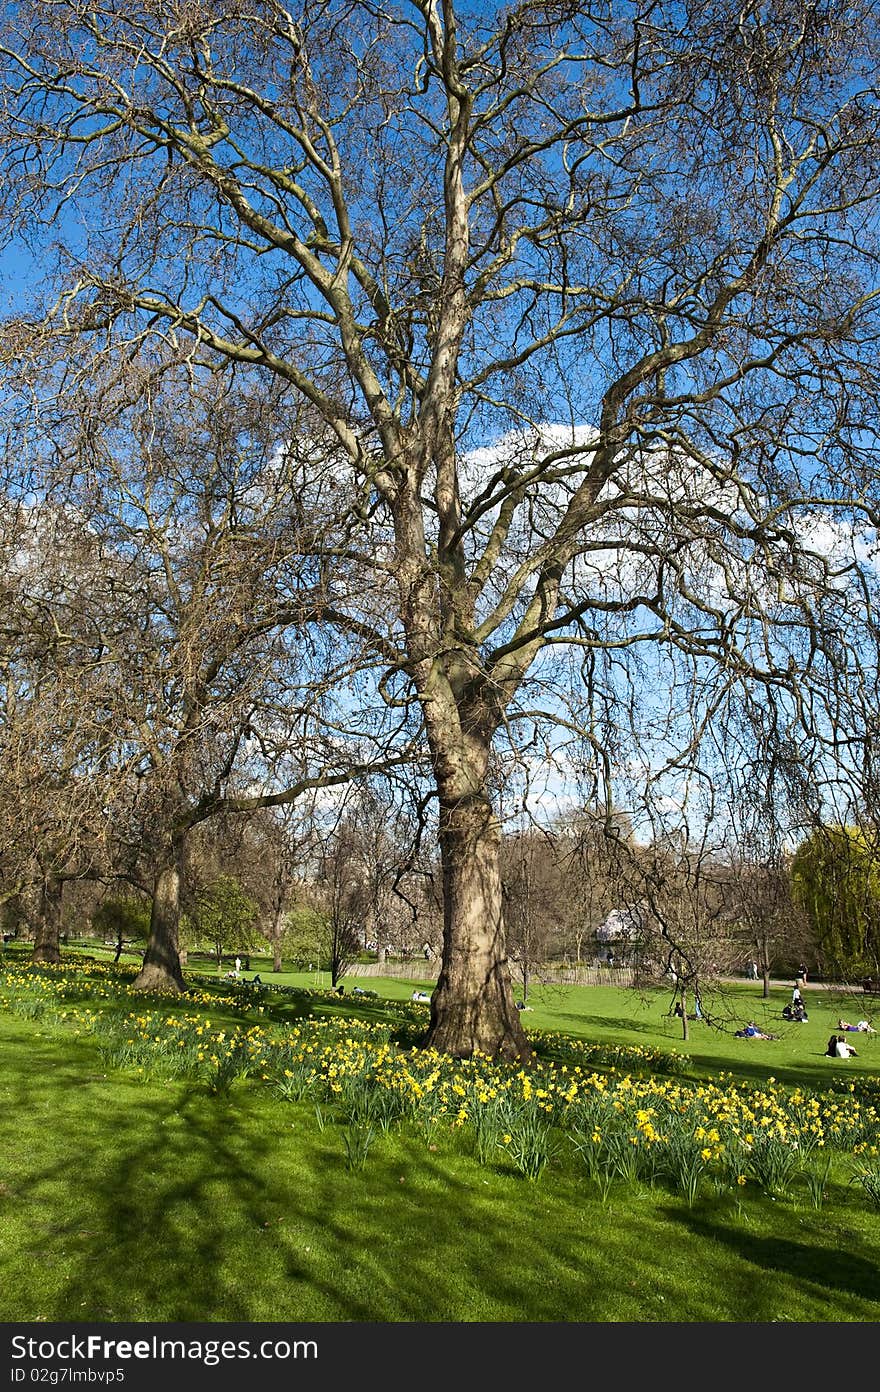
[{"x1": 3, "y1": 1, "x2": 880, "y2": 1054}]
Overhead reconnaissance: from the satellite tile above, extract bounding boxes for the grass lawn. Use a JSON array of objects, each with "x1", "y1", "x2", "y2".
[{"x1": 1, "y1": 948, "x2": 879, "y2": 1326}]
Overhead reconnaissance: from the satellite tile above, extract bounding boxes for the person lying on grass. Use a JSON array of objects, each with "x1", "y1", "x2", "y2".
[
  {"x1": 838, "y1": 1018, "x2": 876, "y2": 1033},
  {"x1": 735, "y1": 1021, "x2": 777, "y2": 1040}
]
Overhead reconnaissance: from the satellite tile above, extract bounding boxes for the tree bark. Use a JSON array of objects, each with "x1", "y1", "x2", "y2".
[
  {"x1": 33, "y1": 875, "x2": 63, "y2": 964},
  {"x1": 424, "y1": 794, "x2": 531, "y2": 1060},
  {"x1": 132, "y1": 839, "x2": 186, "y2": 992},
  {"x1": 270, "y1": 907, "x2": 284, "y2": 974},
  {"x1": 266, "y1": 904, "x2": 285, "y2": 972}
]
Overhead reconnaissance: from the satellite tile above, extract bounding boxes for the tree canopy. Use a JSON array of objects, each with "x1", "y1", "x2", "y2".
[{"x1": 791, "y1": 825, "x2": 880, "y2": 980}]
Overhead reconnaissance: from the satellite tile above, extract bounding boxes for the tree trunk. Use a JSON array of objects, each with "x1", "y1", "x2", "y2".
[
  {"x1": 424, "y1": 794, "x2": 531, "y2": 1061},
  {"x1": 267, "y1": 904, "x2": 285, "y2": 972},
  {"x1": 365, "y1": 903, "x2": 378, "y2": 956},
  {"x1": 679, "y1": 986, "x2": 689, "y2": 1042},
  {"x1": 33, "y1": 876, "x2": 63, "y2": 964},
  {"x1": 133, "y1": 839, "x2": 186, "y2": 992}
]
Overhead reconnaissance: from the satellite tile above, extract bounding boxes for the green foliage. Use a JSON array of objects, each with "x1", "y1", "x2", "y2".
[
  {"x1": 190, "y1": 875, "x2": 259, "y2": 958},
  {"x1": 280, "y1": 904, "x2": 328, "y2": 970},
  {"x1": 273, "y1": 1063, "x2": 317, "y2": 1104},
  {"x1": 532, "y1": 1031, "x2": 690, "y2": 1076},
  {"x1": 337, "y1": 1075, "x2": 410, "y2": 1133},
  {"x1": 849, "y1": 1159, "x2": 880, "y2": 1210},
  {"x1": 9, "y1": 993, "x2": 49, "y2": 1021},
  {"x1": 465, "y1": 1090, "x2": 517, "y2": 1164},
  {"x1": 341, "y1": 1120, "x2": 377, "y2": 1170},
  {"x1": 409, "y1": 1088, "x2": 446, "y2": 1147},
  {"x1": 804, "y1": 1152, "x2": 834, "y2": 1210},
  {"x1": 91, "y1": 896, "x2": 151, "y2": 944},
  {"x1": 743, "y1": 1133, "x2": 802, "y2": 1197},
  {"x1": 791, "y1": 825, "x2": 880, "y2": 978},
  {"x1": 658, "y1": 1127, "x2": 707, "y2": 1207},
  {"x1": 201, "y1": 1043, "x2": 252, "y2": 1096},
  {"x1": 501, "y1": 1109, "x2": 559, "y2": 1180}
]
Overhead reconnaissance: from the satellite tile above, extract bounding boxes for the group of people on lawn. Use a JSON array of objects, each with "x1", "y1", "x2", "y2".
[{"x1": 730, "y1": 980, "x2": 875, "y2": 1053}]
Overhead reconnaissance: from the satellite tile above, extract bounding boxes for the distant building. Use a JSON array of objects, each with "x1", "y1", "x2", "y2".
[{"x1": 594, "y1": 904, "x2": 645, "y2": 966}]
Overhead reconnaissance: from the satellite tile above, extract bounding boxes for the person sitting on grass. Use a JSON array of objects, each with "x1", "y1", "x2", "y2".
[
  {"x1": 673, "y1": 1002, "x2": 700, "y2": 1021},
  {"x1": 835, "y1": 1034, "x2": 858, "y2": 1058},
  {"x1": 783, "y1": 1000, "x2": 808, "y2": 1022}
]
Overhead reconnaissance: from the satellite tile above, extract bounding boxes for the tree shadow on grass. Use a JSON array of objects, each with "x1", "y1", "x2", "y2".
[
  {"x1": 659, "y1": 1207, "x2": 880, "y2": 1306},
  {"x1": 679, "y1": 1048, "x2": 879, "y2": 1093},
  {"x1": 541, "y1": 1012, "x2": 658, "y2": 1036},
  {"x1": 1, "y1": 1033, "x2": 284, "y2": 1319},
  {"x1": 2, "y1": 1035, "x2": 614, "y2": 1321},
  {"x1": 3, "y1": 1027, "x2": 618, "y2": 1321}
]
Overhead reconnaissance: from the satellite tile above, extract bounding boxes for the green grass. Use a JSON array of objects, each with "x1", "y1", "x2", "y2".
[{"x1": 1, "y1": 952, "x2": 878, "y2": 1323}]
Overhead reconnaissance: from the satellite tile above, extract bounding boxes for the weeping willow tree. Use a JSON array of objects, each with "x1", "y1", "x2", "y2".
[{"x1": 790, "y1": 826, "x2": 880, "y2": 981}]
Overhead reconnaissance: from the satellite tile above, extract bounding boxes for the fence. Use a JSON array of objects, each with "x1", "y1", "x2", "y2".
[
  {"x1": 349, "y1": 960, "x2": 637, "y2": 988},
  {"x1": 353, "y1": 960, "x2": 436, "y2": 981}
]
